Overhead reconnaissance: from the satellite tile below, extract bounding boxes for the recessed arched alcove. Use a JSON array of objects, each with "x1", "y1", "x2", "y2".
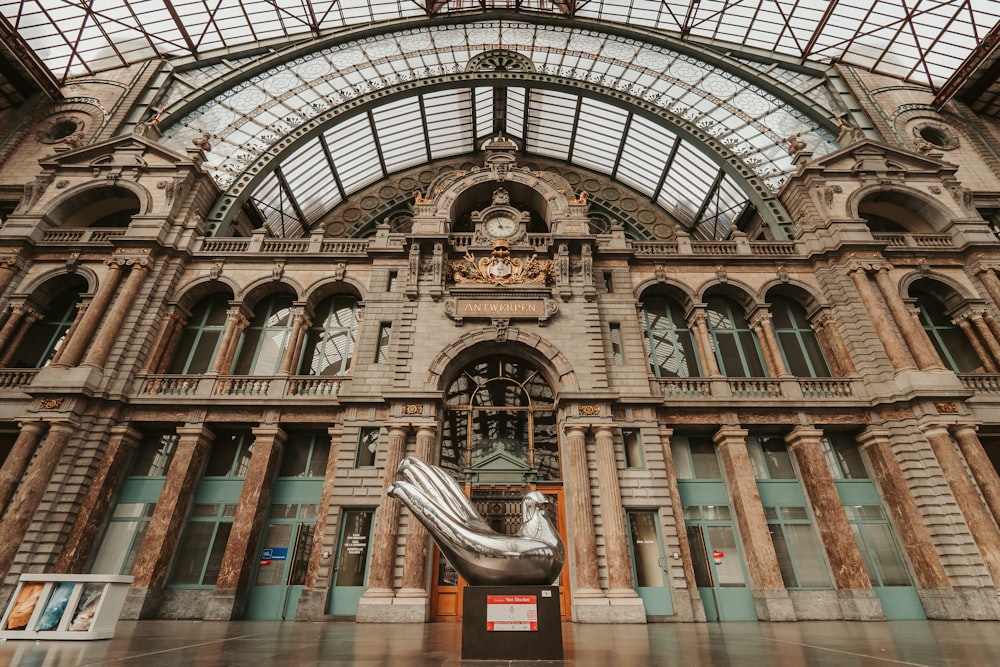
[
  {"x1": 49, "y1": 186, "x2": 142, "y2": 229},
  {"x1": 857, "y1": 190, "x2": 948, "y2": 233}
]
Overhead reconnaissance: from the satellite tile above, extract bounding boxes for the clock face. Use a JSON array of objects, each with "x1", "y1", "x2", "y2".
[{"x1": 486, "y1": 215, "x2": 517, "y2": 238}]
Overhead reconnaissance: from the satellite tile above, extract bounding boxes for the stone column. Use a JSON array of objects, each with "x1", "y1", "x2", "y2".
[
  {"x1": 975, "y1": 266, "x2": 1000, "y2": 311},
  {"x1": 563, "y1": 424, "x2": 601, "y2": 595},
  {"x1": 848, "y1": 264, "x2": 913, "y2": 371},
  {"x1": 296, "y1": 425, "x2": 342, "y2": 621},
  {"x1": 143, "y1": 309, "x2": 186, "y2": 373},
  {"x1": 399, "y1": 424, "x2": 437, "y2": 596},
  {"x1": 785, "y1": 427, "x2": 881, "y2": 619},
  {"x1": 856, "y1": 429, "x2": 950, "y2": 591},
  {"x1": 923, "y1": 423, "x2": 1000, "y2": 585},
  {"x1": 54, "y1": 259, "x2": 125, "y2": 367},
  {"x1": 0, "y1": 421, "x2": 76, "y2": 580},
  {"x1": 278, "y1": 307, "x2": 311, "y2": 375},
  {"x1": 0, "y1": 304, "x2": 36, "y2": 359},
  {"x1": 0, "y1": 308, "x2": 42, "y2": 366},
  {"x1": 954, "y1": 315, "x2": 997, "y2": 372},
  {"x1": 0, "y1": 420, "x2": 47, "y2": 516},
  {"x1": 82, "y1": 261, "x2": 150, "y2": 369},
  {"x1": 872, "y1": 266, "x2": 941, "y2": 370},
  {"x1": 657, "y1": 426, "x2": 701, "y2": 620},
  {"x1": 210, "y1": 308, "x2": 249, "y2": 374},
  {"x1": 361, "y1": 424, "x2": 408, "y2": 596},
  {"x1": 951, "y1": 424, "x2": 1000, "y2": 527},
  {"x1": 811, "y1": 311, "x2": 856, "y2": 375},
  {"x1": 123, "y1": 424, "x2": 214, "y2": 619},
  {"x1": 593, "y1": 425, "x2": 634, "y2": 595},
  {"x1": 714, "y1": 426, "x2": 793, "y2": 620},
  {"x1": 970, "y1": 310, "x2": 1000, "y2": 369},
  {"x1": 207, "y1": 425, "x2": 286, "y2": 620},
  {"x1": 688, "y1": 310, "x2": 721, "y2": 377},
  {"x1": 0, "y1": 257, "x2": 20, "y2": 294},
  {"x1": 56, "y1": 426, "x2": 142, "y2": 573},
  {"x1": 48, "y1": 303, "x2": 86, "y2": 366},
  {"x1": 749, "y1": 311, "x2": 789, "y2": 377}
]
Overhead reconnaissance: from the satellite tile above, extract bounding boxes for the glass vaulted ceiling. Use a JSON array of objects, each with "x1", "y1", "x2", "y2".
[
  {"x1": 3, "y1": 1, "x2": 997, "y2": 91},
  {"x1": 158, "y1": 20, "x2": 839, "y2": 239}
]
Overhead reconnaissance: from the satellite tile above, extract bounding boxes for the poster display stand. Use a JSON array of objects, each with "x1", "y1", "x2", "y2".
[
  {"x1": 0, "y1": 574, "x2": 133, "y2": 640},
  {"x1": 461, "y1": 585, "x2": 563, "y2": 661}
]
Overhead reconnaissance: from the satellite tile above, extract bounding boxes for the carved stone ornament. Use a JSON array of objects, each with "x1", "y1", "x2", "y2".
[
  {"x1": 935, "y1": 402, "x2": 959, "y2": 414},
  {"x1": 449, "y1": 238, "x2": 553, "y2": 286},
  {"x1": 403, "y1": 404, "x2": 423, "y2": 415},
  {"x1": 39, "y1": 398, "x2": 64, "y2": 410},
  {"x1": 578, "y1": 404, "x2": 601, "y2": 417}
]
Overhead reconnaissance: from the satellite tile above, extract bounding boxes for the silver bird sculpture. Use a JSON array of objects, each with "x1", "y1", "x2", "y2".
[{"x1": 387, "y1": 456, "x2": 565, "y2": 586}]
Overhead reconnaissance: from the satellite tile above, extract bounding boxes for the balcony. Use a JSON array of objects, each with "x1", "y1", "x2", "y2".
[
  {"x1": 657, "y1": 377, "x2": 862, "y2": 401},
  {"x1": 133, "y1": 374, "x2": 343, "y2": 402}
]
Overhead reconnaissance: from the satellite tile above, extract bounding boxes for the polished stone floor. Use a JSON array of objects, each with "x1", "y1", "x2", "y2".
[{"x1": 3, "y1": 620, "x2": 1000, "y2": 666}]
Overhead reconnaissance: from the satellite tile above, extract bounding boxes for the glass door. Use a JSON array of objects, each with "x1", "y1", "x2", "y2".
[
  {"x1": 327, "y1": 509, "x2": 374, "y2": 616},
  {"x1": 685, "y1": 505, "x2": 757, "y2": 621},
  {"x1": 626, "y1": 510, "x2": 673, "y2": 616},
  {"x1": 245, "y1": 519, "x2": 313, "y2": 620}
]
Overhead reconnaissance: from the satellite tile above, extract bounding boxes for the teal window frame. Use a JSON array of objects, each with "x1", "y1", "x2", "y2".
[
  {"x1": 231, "y1": 294, "x2": 295, "y2": 375},
  {"x1": 705, "y1": 296, "x2": 766, "y2": 377},
  {"x1": 167, "y1": 293, "x2": 230, "y2": 374},
  {"x1": 355, "y1": 427, "x2": 379, "y2": 468},
  {"x1": 641, "y1": 295, "x2": 700, "y2": 378},
  {"x1": 770, "y1": 296, "x2": 830, "y2": 377},
  {"x1": 299, "y1": 295, "x2": 358, "y2": 376},
  {"x1": 623, "y1": 428, "x2": 644, "y2": 469},
  {"x1": 11, "y1": 286, "x2": 81, "y2": 369},
  {"x1": 912, "y1": 287, "x2": 979, "y2": 373}
]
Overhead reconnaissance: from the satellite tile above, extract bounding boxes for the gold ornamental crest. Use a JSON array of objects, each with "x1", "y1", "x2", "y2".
[{"x1": 450, "y1": 238, "x2": 553, "y2": 286}]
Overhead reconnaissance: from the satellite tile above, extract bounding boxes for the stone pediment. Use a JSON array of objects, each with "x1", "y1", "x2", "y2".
[
  {"x1": 801, "y1": 140, "x2": 958, "y2": 179},
  {"x1": 465, "y1": 449, "x2": 538, "y2": 485},
  {"x1": 39, "y1": 134, "x2": 199, "y2": 175}
]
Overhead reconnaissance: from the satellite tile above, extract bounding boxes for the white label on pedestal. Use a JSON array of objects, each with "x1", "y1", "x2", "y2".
[{"x1": 486, "y1": 595, "x2": 538, "y2": 631}]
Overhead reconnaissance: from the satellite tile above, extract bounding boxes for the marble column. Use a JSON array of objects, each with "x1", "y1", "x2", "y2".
[
  {"x1": 362, "y1": 425, "x2": 409, "y2": 595},
  {"x1": 0, "y1": 308, "x2": 42, "y2": 366},
  {"x1": 399, "y1": 424, "x2": 437, "y2": 596},
  {"x1": 0, "y1": 257, "x2": 19, "y2": 294},
  {"x1": 0, "y1": 421, "x2": 76, "y2": 580},
  {"x1": 657, "y1": 426, "x2": 701, "y2": 620},
  {"x1": 811, "y1": 311, "x2": 856, "y2": 375},
  {"x1": 208, "y1": 425, "x2": 286, "y2": 620},
  {"x1": 872, "y1": 266, "x2": 941, "y2": 370},
  {"x1": 278, "y1": 307, "x2": 311, "y2": 374},
  {"x1": 210, "y1": 308, "x2": 249, "y2": 374},
  {"x1": 954, "y1": 315, "x2": 997, "y2": 372},
  {"x1": 143, "y1": 309, "x2": 186, "y2": 373},
  {"x1": 563, "y1": 424, "x2": 601, "y2": 595},
  {"x1": 785, "y1": 427, "x2": 881, "y2": 619},
  {"x1": 951, "y1": 424, "x2": 1000, "y2": 527},
  {"x1": 970, "y1": 310, "x2": 1000, "y2": 369},
  {"x1": 123, "y1": 424, "x2": 214, "y2": 619},
  {"x1": 923, "y1": 423, "x2": 1000, "y2": 585},
  {"x1": 856, "y1": 428, "x2": 950, "y2": 591},
  {"x1": 0, "y1": 420, "x2": 47, "y2": 517},
  {"x1": 48, "y1": 303, "x2": 86, "y2": 366},
  {"x1": 296, "y1": 426, "x2": 342, "y2": 621},
  {"x1": 83, "y1": 261, "x2": 150, "y2": 369},
  {"x1": 56, "y1": 426, "x2": 142, "y2": 573},
  {"x1": 750, "y1": 311, "x2": 789, "y2": 377},
  {"x1": 714, "y1": 426, "x2": 793, "y2": 620},
  {"x1": 54, "y1": 259, "x2": 125, "y2": 367},
  {"x1": 848, "y1": 265, "x2": 913, "y2": 371},
  {"x1": 593, "y1": 425, "x2": 635, "y2": 595},
  {"x1": 0, "y1": 304, "x2": 35, "y2": 358},
  {"x1": 976, "y1": 266, "x2": 1000, "y2": 311},
  {"x1": 689, "y1": 310, "x2": 722, "y2": 377}
]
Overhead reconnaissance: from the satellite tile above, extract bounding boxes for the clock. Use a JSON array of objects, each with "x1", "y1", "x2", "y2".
[{"x1": 485, "y1": 215, "x2": 518, "y2": 239}]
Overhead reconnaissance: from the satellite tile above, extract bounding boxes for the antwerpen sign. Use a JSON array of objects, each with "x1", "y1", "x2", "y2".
[{"x1": 444, "y1": 296, "x2": 558, "y2": 327}]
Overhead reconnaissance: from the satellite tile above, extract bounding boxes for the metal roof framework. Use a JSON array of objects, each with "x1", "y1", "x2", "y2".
[{"x1": 2, "y1": 1, "x2": 996, "y2": 92}]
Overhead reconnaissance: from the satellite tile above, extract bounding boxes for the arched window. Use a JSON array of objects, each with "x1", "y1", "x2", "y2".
[
  {"x1": 9, "y1": 283, "x2": 83, "y2": 368},
  {"x1": 298, "y1": 295, "x2": 358, "y2": 376},
  {"x1": 705, "y1": 296, "x2": 766, "y2": 377},
  {"x1": 770, "y1": 296, "x2": 830, "y2": 377},
  {"x1": 232, "y1": 294, "x2": 295, "y2": 375},
  {"x1": 442, "y1": 357, "x2": 558, "y2": 482},
  {"x1": 911, "y1": 286, "x2": 980, "y2": 373},
  {"x1": 166, "y1": 293, "x2": 230, "y2": 374},
  {"x1": 641, "y1": 295, "x2": 700, "y2": 378}
]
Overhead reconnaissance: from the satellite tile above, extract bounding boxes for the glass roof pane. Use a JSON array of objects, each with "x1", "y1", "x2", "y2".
[
  {"x1": 323, "y1": 114, "x2": 383, "y2": 193},
  {"x1": 571, "y1": 98, "x2": 628, "y2": 174},
  {"x1": 371, "y1": 97, "x2": 428, "y2": 173},
  {"x1": 279, "y1": 139, "x2": 341, "y2": 226},
  {"x1": 424, "y1": 89, "x2": 475, "y2": 160},
  {"x1": 525, "y1": 89, "x2": 576, "y2": 161},
  {"x1": 616, "y1": 115, "x2": 676, "y2": 195}
]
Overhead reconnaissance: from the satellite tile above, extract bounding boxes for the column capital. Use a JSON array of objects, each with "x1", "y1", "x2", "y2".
[{"x1": 784, "y1": 426, "x2": 824, "y2": 450}]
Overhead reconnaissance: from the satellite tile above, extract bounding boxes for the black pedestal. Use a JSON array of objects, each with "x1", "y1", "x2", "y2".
[{"x1": 461, "y1": 585, "x2": 563, "y2": 661}]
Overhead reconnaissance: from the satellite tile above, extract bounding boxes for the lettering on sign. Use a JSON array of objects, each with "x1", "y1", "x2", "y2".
[{"x1": 456, "y1": 299, "x2": 544, "y2": 317}]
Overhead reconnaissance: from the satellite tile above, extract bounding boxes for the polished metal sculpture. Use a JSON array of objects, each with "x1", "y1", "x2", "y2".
[{"x1": 387, "y1": 456, "x2": 565, "y2": 586}]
